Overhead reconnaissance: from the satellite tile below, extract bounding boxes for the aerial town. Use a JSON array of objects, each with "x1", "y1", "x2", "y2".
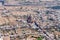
[{"x1": 0, "y1": 0, "x2": 60, "y2": 40}]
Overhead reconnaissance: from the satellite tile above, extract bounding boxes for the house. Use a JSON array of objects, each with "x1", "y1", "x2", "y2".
[
  {"x1": 3, "y1": 36, "x2": 10, "y2": 40},
  {"x1": 0, "y1": 37, "x2": 3, "y2": 40}
]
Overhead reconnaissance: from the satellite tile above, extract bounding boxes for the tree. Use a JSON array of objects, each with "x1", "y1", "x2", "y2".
[{"x1": 37, "y1": 37, "x2": 42, "y2": 40}]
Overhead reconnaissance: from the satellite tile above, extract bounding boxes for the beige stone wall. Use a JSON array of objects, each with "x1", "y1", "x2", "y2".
[{"x1": 3, "y1": 36, "x2": 10, "y2": 40}]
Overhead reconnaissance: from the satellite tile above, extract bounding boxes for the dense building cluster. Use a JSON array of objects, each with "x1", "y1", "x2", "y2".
[{"x1": 0, "y1": 0, "x2": 60, "y2": 40}]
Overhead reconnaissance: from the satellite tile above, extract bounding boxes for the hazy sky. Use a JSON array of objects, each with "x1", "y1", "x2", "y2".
[{"x1": 0, "y1": 0, "x2": 3, "y2": 1}]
